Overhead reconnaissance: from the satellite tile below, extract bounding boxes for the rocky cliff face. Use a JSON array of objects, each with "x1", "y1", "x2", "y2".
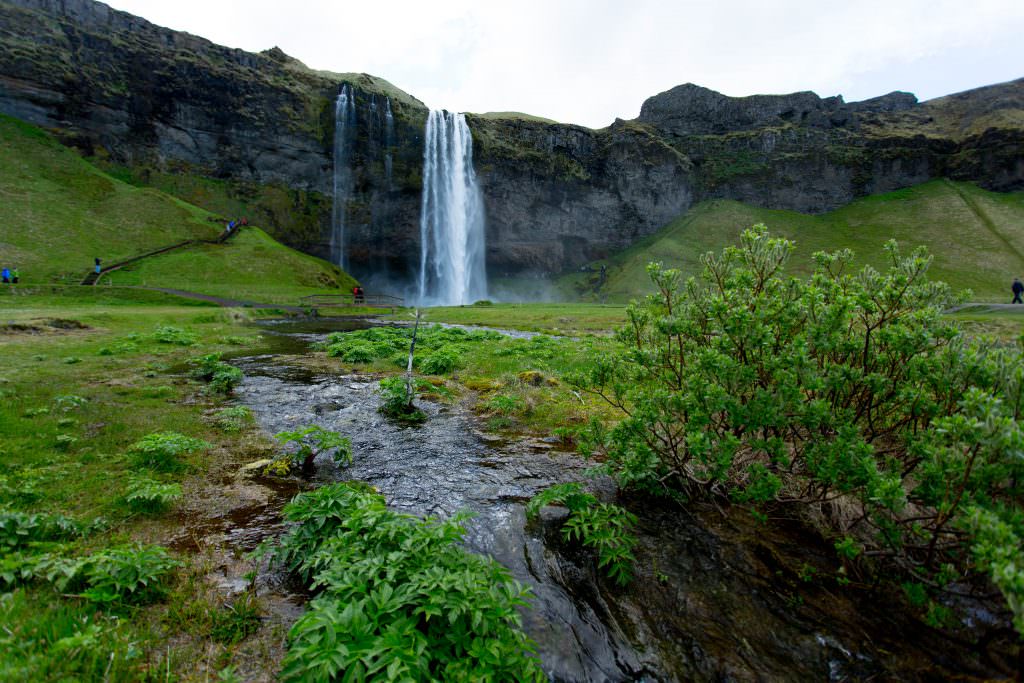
[
  {"x1": 0, "y1": 0, "x2": 430, "y2": 274},
  {"x1": 1, "y1": 0, "x2": 1022, "y2": 284}
]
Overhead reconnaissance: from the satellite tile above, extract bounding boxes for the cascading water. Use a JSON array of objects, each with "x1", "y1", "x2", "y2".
[
  {"x1": 417, "y1": 110, "x2": 487, "y2": 306},
  {"x1": 383, "y1": 97, "x2": 394, "y2": 191},
  {"x1": 330, "y1": 84, "x2": 356, "y2": 270}
]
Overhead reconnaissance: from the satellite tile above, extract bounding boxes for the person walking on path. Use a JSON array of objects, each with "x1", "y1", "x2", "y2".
[
  {"x1": 1013, "y1": 278, "x2": 1024, "y2": 304},
  {"x1": 94, "y1": 257, "x2": 102, "y2": 275}
]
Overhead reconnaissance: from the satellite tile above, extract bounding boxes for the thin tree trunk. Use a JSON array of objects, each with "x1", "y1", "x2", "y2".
[{"x1": 405, "y1": 309, "x2": 421, "y2": 409}]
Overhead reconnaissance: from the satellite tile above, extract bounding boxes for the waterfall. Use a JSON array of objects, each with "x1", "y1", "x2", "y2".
[
  {"x1": 384, "y1": 97, "x2": 394, "y2": 191},
  {"x1": 417, "y1": 110, "x2": 487, "y2": 306},
  {"x1": 330, "y1": 84, "x2": 356, "y2": 270}
]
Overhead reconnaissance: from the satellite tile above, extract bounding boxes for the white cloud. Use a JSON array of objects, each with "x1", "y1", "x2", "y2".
[{"x1": 104, "y1": 0, "x2": 1024, "y2": 127}]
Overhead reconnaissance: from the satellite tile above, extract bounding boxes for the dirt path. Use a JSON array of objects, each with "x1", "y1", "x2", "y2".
[{"x1": 125, "y1": 286, "x2": 307, "y2": 312}]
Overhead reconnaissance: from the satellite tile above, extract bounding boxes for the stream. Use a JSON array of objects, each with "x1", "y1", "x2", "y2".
[{"x1": 200, "y1": 319, "x2": 1017, "y2": 682}]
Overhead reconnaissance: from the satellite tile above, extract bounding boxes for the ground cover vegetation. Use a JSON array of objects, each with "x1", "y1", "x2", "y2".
[
  {"x1": 564, "y1": 180, "x2": 1024, "y2": 303},
  {"x1": 256, "y1": 482, "x2": 545, "y2": 681},
  {"x1": 570, "y1": 226, "x2": 1024, "y2": 634},
  {"x1": 0, "y1": 291, "x2": 295, "y2": 679},
  {"x1": 312, "y1": 322, "x2": 620, "y2": 436}
]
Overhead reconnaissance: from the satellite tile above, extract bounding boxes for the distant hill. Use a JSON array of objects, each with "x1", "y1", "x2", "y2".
[
  {"x1": 559, "y1": 180, "x2": 1024, "y2": 303},
  {"x1": 0, "y1": 114, "x2": 353, "y2": 302}
]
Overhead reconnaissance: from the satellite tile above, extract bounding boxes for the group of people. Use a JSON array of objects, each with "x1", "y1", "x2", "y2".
[
  {"x1": 224, "y1": 217, "x2": 248, "y2": 235},
  {"x1": 352, "y1": 285, "x2": 365, "y2": 303},
  {"x1": 1, "y1": 266, "x2": 19, "y2": 284}
]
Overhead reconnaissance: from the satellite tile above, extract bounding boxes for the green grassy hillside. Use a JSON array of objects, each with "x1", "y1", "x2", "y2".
[
  {"x1": 0, "y1": 114, "x2": 352, "y2": 301},
  {"x1": 108, "y1": 227, "x2": 354, "y2": 303},
  {"x1": 561, "y1": 180, "x2": 1024, "y2": 302}
]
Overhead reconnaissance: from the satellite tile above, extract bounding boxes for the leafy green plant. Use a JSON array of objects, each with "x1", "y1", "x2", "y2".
[
  {"x1": 526, "y1": 483, "x2": 638, "y2": 586},
  {"x1": 128, "y1": 431, "x2": 210, "y2": 471},
  {"x1": 151, "y1": 325, "x2": 197, "y2": 346},
  {"x1": 208, "y1": 365, "x2": 243, "y2": 395},
  {"x1": 419, "y1": 345, "x2": 460, "y2": 374},
  {"x1": 124, "y1": 477, "x2": 182, "y2": 512},
  {"x1": 275, "y1": 425, "x2": 352, "y2": 472},
  {"x1": 0, "y1": 511, "x2": 83, "y2": 550},
  {"x1": 78, "y1": 545, "x2": 180, "y2": 605},
  {"x1": 340, "y1": 343, "x2": 376, "y2": 363},
  {"x1": 486, "y1": 394, "x2": 524, "y2": 416},
  {"x1": 189, "y1": 353, "x2": 243, "y2": 395},
  {"x1": 256, "y1": 482, "x2": 544, "y2": 681},
  {"x1": 378, "y1": 376, "x2": 426, "y2": 424},
  {"x1": 214, "y1": 406, "x2": 254, "y2": 433}
]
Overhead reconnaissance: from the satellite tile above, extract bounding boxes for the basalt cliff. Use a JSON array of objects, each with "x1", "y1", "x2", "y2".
[{"x1": 1, "y1": 0, "x2": 1022, "y2": 284}]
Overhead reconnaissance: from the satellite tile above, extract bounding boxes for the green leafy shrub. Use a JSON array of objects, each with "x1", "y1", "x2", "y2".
[
  {"x1": 419, "y1": 345, "x2": 461, "y2": 374},
  {"x1": 189, "y1": 353, "x2": 243, "y2": 395},
  {"x1": 151, "y1": 326, "x2": 196, "y2": 346},
  {"x1": 209, "y1": 365, "x2": 243, "y2": 395},
  {"x1": 257, "y1": 483, "x2": 543, "y2": 681},
  {"x1": 77, "y1": 545, "x2": 180, "y2": 605},
  {"x1": 340, "y1": 343, "x2": 376, "y2": 363},
  {"x1": 275, "y1": 426, "x2": 352, "y2": 472},
  {"x1": 124, "y1": 477, "x2": 182, "y2": 512},
  {"x1": 526, "y1": 483, "x2": 638, "y2": 586},
  {"x1": 0, "y1": 511, "x2": 83, "y2": 550},
  {"x1": 486, "y1": 394, "x2": 524, "y2": 416},
  {"x1": 54, "y1": 434, "x2": 78, "y2": 451},
  {"x1": 128, "y1": 432, "x2": 210, "y2": 471},
  {"x1": 189, "y1": 353, "x2": 223, "y2": 380},
  {"x1": 574, "y1": 225, "x2": 1024, "y2": 630},
  {"x1": 378, "y1": 377, "x2": 426, "y2": 424},
  {"x1": 214, "y1": 406, "x2": 254, "y2": 433}
]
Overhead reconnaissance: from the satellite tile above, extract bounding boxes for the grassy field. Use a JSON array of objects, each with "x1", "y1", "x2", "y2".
[
  {"x1": 560, "y1": 180, "x2": 1024, "y2": 303},
  {"x1": 0, "y1": 291, "x2": 301, "y2": 680},
  {"x1": 424, "y1": 302, "x2": 627, "y2": 335},
  {"x1": 106, "y1": 227, "x2": 356, "y2": 305},
  {"x1": 0, "y1": 114, "x2": 351, "y2": 301}
]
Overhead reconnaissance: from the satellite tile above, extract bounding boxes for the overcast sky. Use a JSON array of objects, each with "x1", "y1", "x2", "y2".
[{"x1": 105, "y1": 0, "x2": 1024, "y2": 128}]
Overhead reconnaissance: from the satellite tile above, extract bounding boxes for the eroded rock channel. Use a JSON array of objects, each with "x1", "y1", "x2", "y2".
[{"x1": 210, "y1": 319, "x2": 1014, "y2": 682}]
